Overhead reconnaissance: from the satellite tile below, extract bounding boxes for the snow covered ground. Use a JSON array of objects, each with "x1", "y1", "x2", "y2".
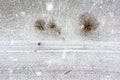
[{"x1": 0, "y1": 0, "x2": 120, "y2": 80}]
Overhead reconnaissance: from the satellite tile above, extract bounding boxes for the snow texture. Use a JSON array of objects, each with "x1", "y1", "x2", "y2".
[{"x1": 0, "y1": 0, "x2": 120, "y2": 80}]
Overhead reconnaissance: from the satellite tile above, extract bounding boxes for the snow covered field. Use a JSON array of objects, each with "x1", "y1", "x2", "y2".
[{"x1": 0, "y1": 0, "x2": 120, "y2": 80}]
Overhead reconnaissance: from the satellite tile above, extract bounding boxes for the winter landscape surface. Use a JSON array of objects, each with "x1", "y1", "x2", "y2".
[{"x1": 0, "y1": 0, "x2": 120, "y2": 80}]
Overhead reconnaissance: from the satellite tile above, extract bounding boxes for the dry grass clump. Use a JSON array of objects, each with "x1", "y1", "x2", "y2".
[
  {"x1": 34, "y1": 19, "x2": 61, "y2": 37},
  {"x1": 35, "y1": 19, "x2": 46, "y2": 31},
  {"x1": 47, "y1": 21, "x2": 61, "y2": 35},
  {"x1": 79, "y1": 12, "x2": 99, "y2": 35}
]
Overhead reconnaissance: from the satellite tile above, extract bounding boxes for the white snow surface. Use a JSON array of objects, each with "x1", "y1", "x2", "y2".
[{"x1": 0, "y1": 0, "x2": 120, "y2": 80}]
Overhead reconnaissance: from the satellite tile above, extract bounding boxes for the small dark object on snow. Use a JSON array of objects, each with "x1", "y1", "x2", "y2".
[
  {"x1": 38, "y1": 42, "x2": 41, "y2": 46},
  {"x1": 64, "y1": 70, "x2": 72, "y2": 75},
  {"x1": 35, "y1": 19, "x2": 46, "y2": 30}
]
